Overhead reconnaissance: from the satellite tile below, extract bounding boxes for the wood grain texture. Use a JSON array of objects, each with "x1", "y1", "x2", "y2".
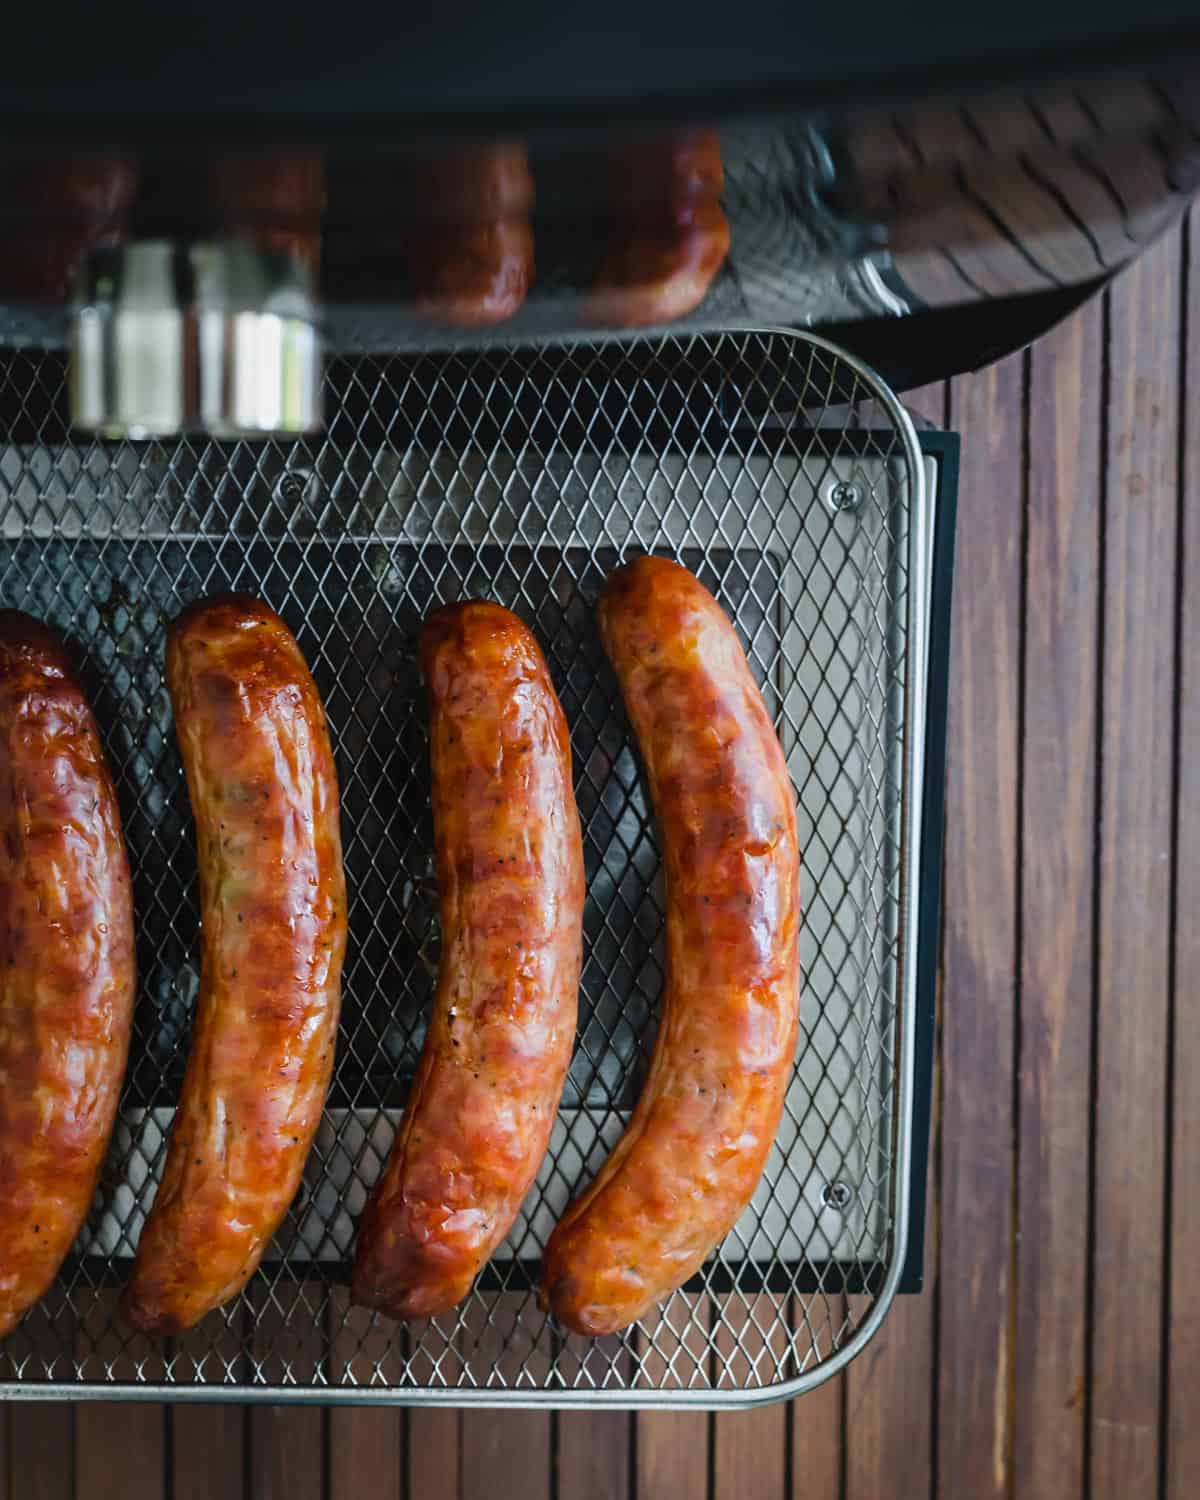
[
  {"x1": 938, "y1": 354, "x2": 1024, "y2": 1500},
  {"x1": 330, "y1": 1404, "x2": 402, "y2": 1500},
  {"x1": 458, "y1": 1294, "x2": 551, "y2": 1500},
  {"x1": 558, "y1": 1408, "x2": 632, "y2": 1500},
  {"x1": 902, "y1": 380, "x2": 950, "y2": 428},
  {"x1": 170, "y1": 1305, "x2": 248, "y2": 1500},
  {"x1": 74, "y1": 1291, "x2": 165, "y2": 1500},
  {"x1": 636, "y1": 1410, "x2": 709, "y2": 1500},
  {"x1": 790, "y1": 1363, "x2": 843, "y2": 1500},
  {"x1": 249, "y1": 1404, "x2": 322, "y2": 1500},
  {"x1": 172, "y1": 1404, "x2": 244, "y2": 1500},
  {"x1": 408, "y1": 1407, "x2": 460, "y2": 1500},
  {"x1": 1014, "y1": 298, "x2": 1102, "y2": 1499},
  {"x1": 403, "y1": 1309, "x2": 462, "y2": 1499},
  {"x1": 1166, "y1": 204, "x2": 1199, "y2": 1500},
  {"x1": 73, "y1": 1404, "x2": 163, "y2": 1500},
  {"x1": 635, "y1": 1299, "x2": 710, "y2": 1500},
  {"x1": 328, "y1": 1290, "x2": 403, "y2": 1500},
  {"x1": 6, "y1": 1302, "x2": 73, "y2": 1500},
  {"x1": 249, "y1": 1282, "x2": 326, "y2": 1500},
  {"x1": 712, "y1": 1296, "x2": 788, "y2": 1500},
  {"x1": 1090, "y1": 231, "x2": 1180, "y2": 1500},
  {"x1": 557, "y1": 1332, "x2": 632, "y2": 1500},
  {"x1": 845, "y1": 1266, "x2": 935, "y2": 1496}
]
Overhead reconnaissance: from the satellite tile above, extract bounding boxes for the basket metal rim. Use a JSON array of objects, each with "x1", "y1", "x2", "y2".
[{"x1": 0, "y1": 323, "x2": 931, "y2": 1409}]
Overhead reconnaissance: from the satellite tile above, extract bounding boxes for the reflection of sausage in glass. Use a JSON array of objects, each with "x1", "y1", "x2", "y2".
[
  {"x1": 0, "y1": 156, "x2": 137, "y2": 302},
  {"x1": 403, "y1": 145, "x2": 534, "y2": 327},
  {"x1": 585, "y1": 131, "x2": 729, "y2": 329},
  {"x1": 212, "y1": 155, "x2": 326, "y2": 272}
]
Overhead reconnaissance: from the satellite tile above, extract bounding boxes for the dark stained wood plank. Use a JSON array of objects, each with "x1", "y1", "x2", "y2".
[
  {"x1": 6, "y1": 1299, "x2": 74, "y2": 1500},
  {"x1": 404, "y1": 1311, "x2": 462, "y2": 1500},
  {"x1": 1090, "y1": 229, "x2": 1180, "y2": 1500},
  {"x1": 458, "y1": 1294, "x2": 551, "y2": 1500},
  {"x1": 558, "y1": 1407, "x2": 631, "y2": 1500},
  {"x1": 74, "y1": 1291, "x2": 166, "y2": 1500},
  {"x1": 328, "y1": 1290, "x2": 402, "y2": 1500},
  {"x1": 1166, "y1": 203, "x2": 1200, "y2": 1500},
  {"x1": 169, "y1": 1295, "x2": 249, "y2": 1491},
  {"x1": 636, "y1": 1408, "x2": 709, "y2": 1500},
  {"x1": 634, "y1": 1298, "x2": 710, "y2": 1500},
  {"x1": 845, "y1": 1296, "x2": 933, "y2": 1497},
  {"x1": 405, "y1": 1404, "x2": 456, "y2": 1500},
  {"x1": 845, "y1": 1251, "x2": 935, "y2": 1496},
  {"x1": 1014, "y1": 295, "x2": 1103, "y2": 1499},
  {"x1": 556, "y1": 1332, "x2": 632, "y2": 1500},
  {"x1": 249, "y1": 1403, "x2": 322, "y2": 1500},
  {"x1": 173, "y1": 1404, "x2": 245, "y2": 1500},
  {"x1": 790, "y1": 1364, "x2": 843, "y2": 1500},
  {"x1": 74, "y1": 1403, "x2": 163, "y2": 1500},
  {"x1": 330, "y1": 1403, "x2": 402, "y2": 1498},
  {"x1": 407, "y1": 1407, "x2": 460, "y2": 1500},
  {"x1": 902, "y1": 380, "x2": 949, "y2": 428},
  {"x1": 171, "y1": 1305, "x2": 248, "y2": 1500},
  {"x1": 937, "y1": 353, "x2": 1024, "y2": 1500},
  {"x1": 249, "y1": 1280, "x2": 327, "y2": 1500},
  {"x1": 712, "y1": 1295, "x2": 789, "y2": 1499}
]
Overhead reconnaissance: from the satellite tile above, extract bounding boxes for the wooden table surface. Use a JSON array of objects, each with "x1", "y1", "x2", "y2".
[{"x1": 2, "y1": 207, "x2": 1196, "y2": 1500}]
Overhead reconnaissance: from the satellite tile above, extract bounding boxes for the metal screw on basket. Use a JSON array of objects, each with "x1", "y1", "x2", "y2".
[
  {"x1": 275, "y1": 471, "x2": 310, "y2": 507},
  {"x1": 821, "y1": 1180, "x2": 853, "y2": 1210},
  {"x1": 827, "y1": 480, "x2": 862, "y2": 513}
]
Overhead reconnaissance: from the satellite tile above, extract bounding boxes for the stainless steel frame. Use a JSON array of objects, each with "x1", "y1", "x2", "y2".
[{"x1": 0, "y1": 328, "x2": 929, "y2": 1406}]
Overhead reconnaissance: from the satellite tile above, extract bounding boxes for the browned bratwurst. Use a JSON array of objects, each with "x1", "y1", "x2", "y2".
[
  {"x1": 584, "y1": 131, "x2": 730, "y2": 329},
  {"x1": 0, "y1": 612, "x2": 135, "y2": 1337},
  {"x1": 122, "y1": 595, "x2": 346, "y2": 1334},
  {"x1": 406, "y1": 145, "x2": 535, "y2": 327},
  {"x1": 539, "y1": 557, "x2": 800, "y2": 1336},
  {"x1": 352, "y1": 602, "x2": 584, "y2": 1320}
]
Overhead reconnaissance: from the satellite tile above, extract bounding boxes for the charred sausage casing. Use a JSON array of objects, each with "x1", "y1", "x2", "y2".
[
  {"x1": 122, "y1": 594, "x2": 346, "y2": 1334},
  {"x1": 0, "y1": 611, "x2": 135, "y2": 1337},
  {"x1": 352, "y1": 602, "x2": 584, "y2": 1320},
  {"x1": 539, "y1": 557, "x2": 800, "y2": 1336}
]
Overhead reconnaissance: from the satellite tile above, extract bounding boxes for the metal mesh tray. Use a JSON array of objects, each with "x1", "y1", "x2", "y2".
[{"x1": 0, "y1": 329, "x2": 929, "y2": 1406}]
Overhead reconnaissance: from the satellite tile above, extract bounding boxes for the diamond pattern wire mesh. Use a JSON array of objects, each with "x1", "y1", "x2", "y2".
[{"x1": 0, "y1": 329, "x2": 924, "y2": 1402}]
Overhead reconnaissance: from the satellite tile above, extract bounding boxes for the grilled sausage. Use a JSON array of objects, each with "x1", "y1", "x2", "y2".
[
  {"x1": 352, "y1": 602, "x2": 584, "y2": 1320},
  {"x1": 539, "y1": 557, "x2": 800, "y2": 1336},
  {"x1": 212, "y1": 155, "x2": 326, "y2": 272},
  {"x1": 122, "y1": 595, "x2": 346, "y2": 1334},
  {"x1": 0, "y1": 612, "x2": 135, "y2": 1337},
  {"x1": 406, "y1": 146, "x2": 535, "y2": 327},
  {"x1": 585, "y1": 132, "x2": 730, "y2": 328}
]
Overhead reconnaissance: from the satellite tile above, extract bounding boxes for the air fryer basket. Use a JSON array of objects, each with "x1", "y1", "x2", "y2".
[{"x1": 0, "y1": 329, "x2": 931, "y2": 1406}]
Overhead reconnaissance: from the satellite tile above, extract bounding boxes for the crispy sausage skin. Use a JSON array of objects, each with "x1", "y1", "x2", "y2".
[
  {"x1": 585, "y1": 132, "x2": 730, "y2": 329},
  {"x1": 539, "y1": 557, "x2": 800, "y2": 1336},
  {"x1": 352, "y1": 602, "x2": 584, "y2": 1320},
  {"x1": 406, "y1": 146, "x2": 535, "y2": 327},
  {"x1": 122, "y1": 595, "x2": 346, "y2": 1334},
  {"x1": 0, "y1": 612, "x2": 135, "y2": 1337}
]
